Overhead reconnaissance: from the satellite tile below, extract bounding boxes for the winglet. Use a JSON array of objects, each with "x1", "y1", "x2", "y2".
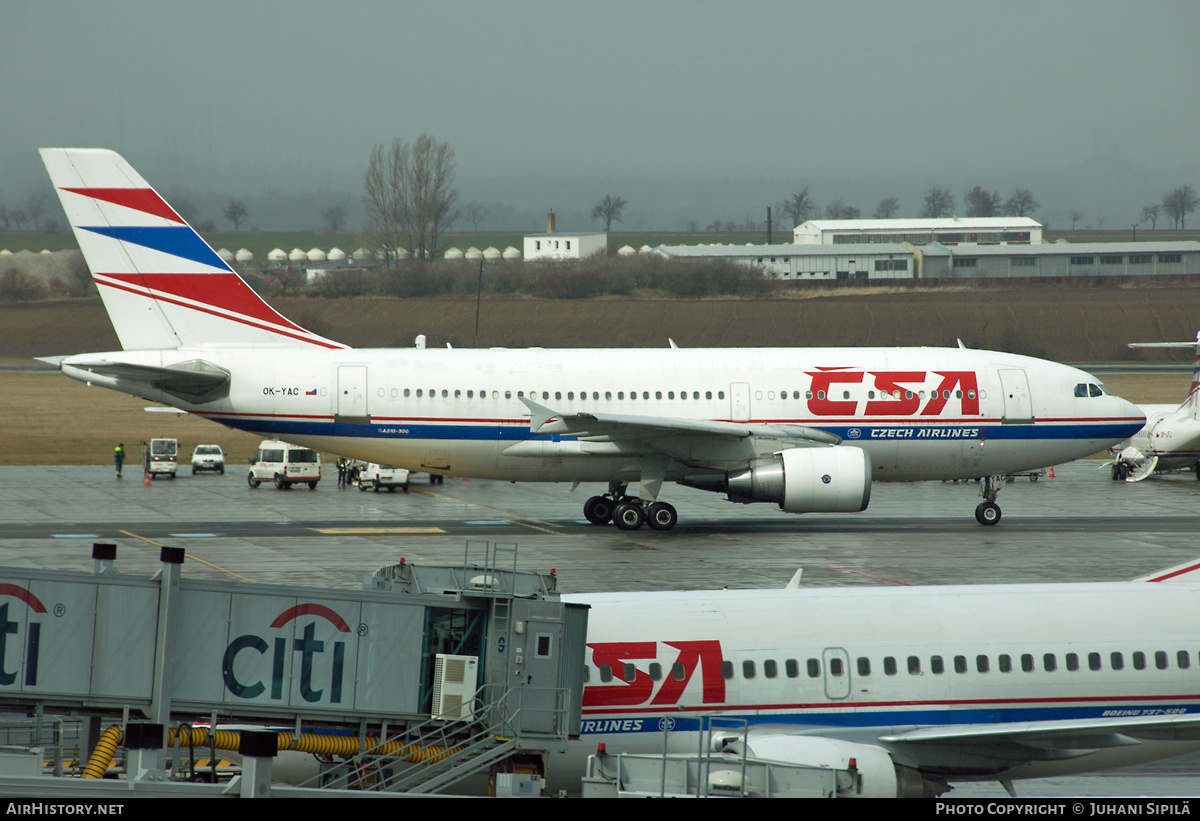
[
  {"x1": 520, "y1": 397, "x2": 560, "y2": 431},
  {"x1": 785, "y1": 568, "x2": 803, "y2": 589},
  {"x1": 1135, "y1": 556, "x2": 1200, "y2": 585}
]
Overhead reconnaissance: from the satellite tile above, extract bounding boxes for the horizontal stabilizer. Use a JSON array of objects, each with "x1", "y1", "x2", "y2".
[{"x1": 61, "y1": 358, "x2": 230, "y2": 403}]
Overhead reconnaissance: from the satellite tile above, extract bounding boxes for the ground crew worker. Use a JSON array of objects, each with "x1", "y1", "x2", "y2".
[{"x1": 114, "y1": 443, "x2": 125, "y2": 478}]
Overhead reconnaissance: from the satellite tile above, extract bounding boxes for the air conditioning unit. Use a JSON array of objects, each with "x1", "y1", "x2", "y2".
[{"x1": 432, "y1": 654, "x2": 479, "y2": 721}]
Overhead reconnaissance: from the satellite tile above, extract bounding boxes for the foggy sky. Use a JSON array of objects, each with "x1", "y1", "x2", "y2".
[{"x1": 2, "y1": 0, "x2": 1198, "y2": 232}]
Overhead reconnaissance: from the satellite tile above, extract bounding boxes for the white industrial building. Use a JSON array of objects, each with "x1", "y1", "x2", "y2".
[
  {"x1": 523, "y1": 232, "x2": 607, "y2": 261},
  {"x1": 794, "y1": 217, "x2": 1042, "y2": 246},
  {"x1": 656, "y1": 240, "x2": 1200, "y2": 282},
  {"x1": 655, "y1": 243, "x2": 916, "y2": 280}
]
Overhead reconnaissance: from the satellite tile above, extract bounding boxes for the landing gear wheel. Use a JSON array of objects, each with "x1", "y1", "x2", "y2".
[
  {"x1": 613, "y1": 501, "x2": 646, "y2": 531},
  {"x1": 975, "y1": 502, "x2": 1001, "y2": 526},
  {"x1": 584, "y1": 496, "x2": 614, "y2": 525},
  {"x1": 646, "y1": 502, "x2": 678, "y2": 531}
]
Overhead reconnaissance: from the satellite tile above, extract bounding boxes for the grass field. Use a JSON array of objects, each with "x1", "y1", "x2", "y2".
[{"x1": 0, "y1": 370, "x2": 1183, "y2": 467}]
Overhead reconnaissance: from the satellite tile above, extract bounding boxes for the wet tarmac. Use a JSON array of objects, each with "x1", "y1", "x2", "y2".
[{"x1": 1, "y1": 460, "x2": 1198, "y2": 797}]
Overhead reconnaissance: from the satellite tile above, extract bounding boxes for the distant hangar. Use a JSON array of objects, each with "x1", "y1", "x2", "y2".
[{"x1": 655, "y1": 217, "x2": 1200, "y2": 281}]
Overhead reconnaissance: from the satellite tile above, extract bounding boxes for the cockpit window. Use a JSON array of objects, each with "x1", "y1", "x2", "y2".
[
  {"x1": 1075, "y1": 383, "x2": 1109, "y2": 398},
  {"x1": 1089, "y1": 384, "x2": 1103, "y2": 397},
  {"x1": 1074, "y1": 383, "x2": 1088, "y2": 398}
]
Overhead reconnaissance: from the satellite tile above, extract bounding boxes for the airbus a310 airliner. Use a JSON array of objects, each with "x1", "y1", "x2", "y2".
[{"x1": 40, "y1": 148, "x2": 1143, "y2": 527}]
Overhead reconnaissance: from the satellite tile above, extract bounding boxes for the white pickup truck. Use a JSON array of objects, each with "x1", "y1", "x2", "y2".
[{"x1": 357, "y1": 463, "x2": 410, "y2": 493}]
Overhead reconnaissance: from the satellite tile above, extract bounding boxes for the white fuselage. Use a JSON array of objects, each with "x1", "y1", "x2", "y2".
[
  {"x1": 559, "y1": 579, "x2": 1200, "y2": 786},
  {"x1": 72, "y1": 345, "x2": 1142, "y2": 486}
]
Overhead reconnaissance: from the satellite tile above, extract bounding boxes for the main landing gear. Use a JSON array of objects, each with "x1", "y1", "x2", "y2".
[
  {"x1": 584, "y1": 482, "x2": 678, "y2": 531},
  {"x1": 974, "y1": 475, "x2": 1002, "y2": 526}
]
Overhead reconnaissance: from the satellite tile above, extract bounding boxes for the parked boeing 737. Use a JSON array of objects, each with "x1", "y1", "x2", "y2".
[
  {"x1": 563, "y1": 556, "x2": 1200, "y2": 797},
  {"x1": 1110, "y1": 333, "x2": 1200, "y2": 481},
  {"x1": 41, "y1": 148, "x2": 1143, "y2": 526}
]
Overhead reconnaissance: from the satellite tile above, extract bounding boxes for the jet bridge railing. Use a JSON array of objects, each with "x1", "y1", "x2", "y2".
[{"x1": 303, "y1": 683, "x2": 570, "y2": 794}]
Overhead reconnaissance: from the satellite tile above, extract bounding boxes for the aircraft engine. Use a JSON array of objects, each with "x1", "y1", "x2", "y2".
[
  {"x1": 722, "y1": 445, "x2": 871, "y2": 513},
  {"x1": 732, "y1": 735, "x2": 942, "y2": 798}
]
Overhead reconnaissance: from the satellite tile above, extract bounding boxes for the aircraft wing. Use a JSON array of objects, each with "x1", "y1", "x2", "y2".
[
  {"x1": 878, "y1": 713, "x2": 1200, "y2": 748},
  {"x1": 520, "y1": 397, "x2": 841, "y2": 446},
  {"x1": 58, "y1": 358, "x2": 230, "y2": 403}
]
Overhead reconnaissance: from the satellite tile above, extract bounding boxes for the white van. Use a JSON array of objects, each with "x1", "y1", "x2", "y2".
[{"x1": 248, "y1": 439, "x2": 321, "y2": 489}]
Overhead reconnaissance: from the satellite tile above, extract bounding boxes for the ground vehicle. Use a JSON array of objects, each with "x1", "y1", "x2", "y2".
[
  {"x1": 190, "y1": 444, "x2": 225, "y2": 474},
  {"x1": 143, "y1": 438, "x2": 178, "y2": 479},
  {"x1": 247, "y1": 439, "x2": 321, "y2": 489},
  {"x1": 357, "y1": 463, "x2": 410, "y2": 492}
]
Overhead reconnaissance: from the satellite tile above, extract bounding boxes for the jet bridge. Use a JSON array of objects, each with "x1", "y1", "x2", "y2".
[{"x1": 0, "y1": 541, "x2": 586, "y2": 795}]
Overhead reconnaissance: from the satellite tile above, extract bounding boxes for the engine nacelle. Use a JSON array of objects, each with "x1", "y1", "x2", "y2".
[
  {"x1": 724, "y1": 445, "x2": 871, "y2": 513},
  {"x1": 738, "y1": 735, "x2": 937, "y2": 798}
]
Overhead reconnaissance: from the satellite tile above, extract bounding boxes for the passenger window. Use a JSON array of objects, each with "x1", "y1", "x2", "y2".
[
  {"x1": 907, "y1": 656, "x2": 920, "y2": 675},
  {"x1": 1089, "y1": 652, "x2": 1102, "y2": 671},
  {"x1": 1178, "y1": 651, "x2": 1191, "y2": 670},
  {"x1": 454, "y1": 390, "x2": 460, "y2": 398},
  {"x1": 718, "y1": 391, "x2": 725, "y2": 399},
  {"x1": 1133, "y1": 652, "x2": 1145, "y2": 670},
  {"x1": 884, "y1": 657, "x2": 897, "y2": 675},
  {"x1": 721, "y1": 661, "x2": 733, "y2": 679},
  {"x1": 1111, "y1": 652, "x2": 1124, "y2": 671},
  {"x1": 605, "y1": 392, "x2": 611, "y2": 400},
  {"x1": 785, "y1": 659, "x2": 799, "y2": 678},
  {"x1": 555, "y1": 392, "x2": 561, "y2": 400},
  {"x1": 672, "y1": 662, "x2": 685, "y2": 681},
  {"x1": 742, "y1": 660, "x2": 755, "y2": 679},
  {"x1": 807, "y1": 659, "x2": 820, "y2": 678},
  {"x1": 930, "y1": 656, "x2": 944, "y2": 675},
  {"x1": 1021, "y1": 654, "x2": 1034, "y2": 672},
  {"x1": 1043, "y1": 654, "x2": 1057, "y2": 672},
  {"x1": 599, "y1": 664, "x2": 612, "y2": 682},
  {"x1": 668, "y1": 391, "x2": 674, "y2": 399},
  {"x1": 617, "y1": 392, "x2": 623, "y2": 399},
  {"x1": 592, "y1": 392, "x2": 599, "y2": 400},
  {"x1": 517, "y1": 391, "x2": 524, "y2": 398},
  {"x1": 404, "y1": 388, "x2": 411, "y2": 397},
  {"x1": 648, "y1": 663, "x2": 661, "y2": 681},
  {"x1": 1066, "y1": 653, "x2": 1079, "y2": 671},
  {"x1": 416, "y1": 389, "x2": 423, "y2": 397},
  {"x1": 706, "y1": 391, "x2": 713, "y2": 400},
  {"x1": 568, "y1": 392, "x2": 575, "y2": 400},
  {"x1": 542, "y1": 391, "x2": 549, "y2": 400},
  {"x1": 643, "y1": 392, "x2": 649, "y2": 400},
  {"x1": 954, "y1": 655, "x2": 967, "y2": 673},
  {"x1": 764, "y1": 660, "x2": 777, "y2": 678},
  {"x1": 829, "y1": 658, "x2": 843, "y2": 677},
  {"x1": 1155, "y1": 651, "x2": 1168, "y2": 670},
  {"x1": 976, "y1": 655, "x2": 989, "y2": 673},
  {"x1": 999, "y1": 654, "x2": 1012, "y2": 673},
  {"x1": 857, "y1": 657, "x2": 871, "y2": 676}
]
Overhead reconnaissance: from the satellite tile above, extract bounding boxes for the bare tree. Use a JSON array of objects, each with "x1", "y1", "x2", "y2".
[
  {"x1": 363, "y1": 135, "x2": 460, "y2": 262},
  {"x1": 462, "y1": 201, "x2": 487, "y2": 231},
  {"x1": 591, "y1": 195, "x2": 627, "y2": 231},
  {"x1": 1162, "y1": 185, "x2": 1199, "y2": 230},
  {"x1": 11, "y1": 209, "x2": 26, "y2": 230},
  {"x1": 0, "y1": 205, "x2": 9, "y2": 231},
  {"x1": 824, "y1": 200, "x2": 860, "y2": 219},
  {"x1": 873, "y1": 197, "x2": 900, "y2": 219},
  {"x1": 1070, "y1": 210, "x2": 1086, "y2": 230},
  {"x1": 322, "y1": 205, "x2": 347, "y2": 232},
  {"x1": 780, "y1": 188, "x2": 815, "y2": 227},
  {"x1": 964, "y1": 186, "x2": 1002, "y2": 218},
  {"x1": 25, "y1": 192, "x2": 48, "y2": 233},
  {"x1": 686, "y1": 219, "x2": 698, "y2": 233},
  {"x1": 1003, "y1": 189, "x2": 1039, "y2": 217},
  {"x1": 224, "y1": 199, "x2": 248, "y2": 231},
  {"x1": 921, "y1": 187, "x2": 954, "y2": 218},
  {"x1": 1140, "y1": 204, "x2": 1160, "y2": 230}
]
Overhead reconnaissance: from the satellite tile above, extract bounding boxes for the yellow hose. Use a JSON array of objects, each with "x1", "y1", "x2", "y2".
[
  {"x1": 83, "y1": 725, "x2": 465, "y2": 778},
  {"x1": 82, "y1": 725, "x2": 122, "y2": 779}
]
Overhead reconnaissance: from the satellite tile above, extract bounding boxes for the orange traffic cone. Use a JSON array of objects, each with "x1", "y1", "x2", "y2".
[
  {"x1": 1047, "y1": 466, "x2": 1055, "y2": 478},
  {"x1": 144, "y1": 468, "x2": 152, "y2": 486}
]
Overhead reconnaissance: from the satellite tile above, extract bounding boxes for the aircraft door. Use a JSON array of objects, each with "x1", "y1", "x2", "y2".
[
  {"x1": 998, "y1": 368, "x2": 1034, "y2": 424},
  {"x1": 337, "y1": 365, "x2": 370, "y2": 424},
  {"x1": 822, "y1": 647, "x2": 851, "y2": 700},
  {"x1": 731, "y1": 383, "x2": 750, "y2": 422}
]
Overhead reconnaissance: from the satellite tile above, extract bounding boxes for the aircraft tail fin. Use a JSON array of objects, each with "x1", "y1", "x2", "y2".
[
  {"x1": 1136, "y1": 556, "x2": 1200, "y2": 585},
  {"x1": 40, "y1": 148, "x2": 346, "y2": 351},
  {"x1": 1128, "y1": 332, "x2": 1200, "y2": 419}
]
